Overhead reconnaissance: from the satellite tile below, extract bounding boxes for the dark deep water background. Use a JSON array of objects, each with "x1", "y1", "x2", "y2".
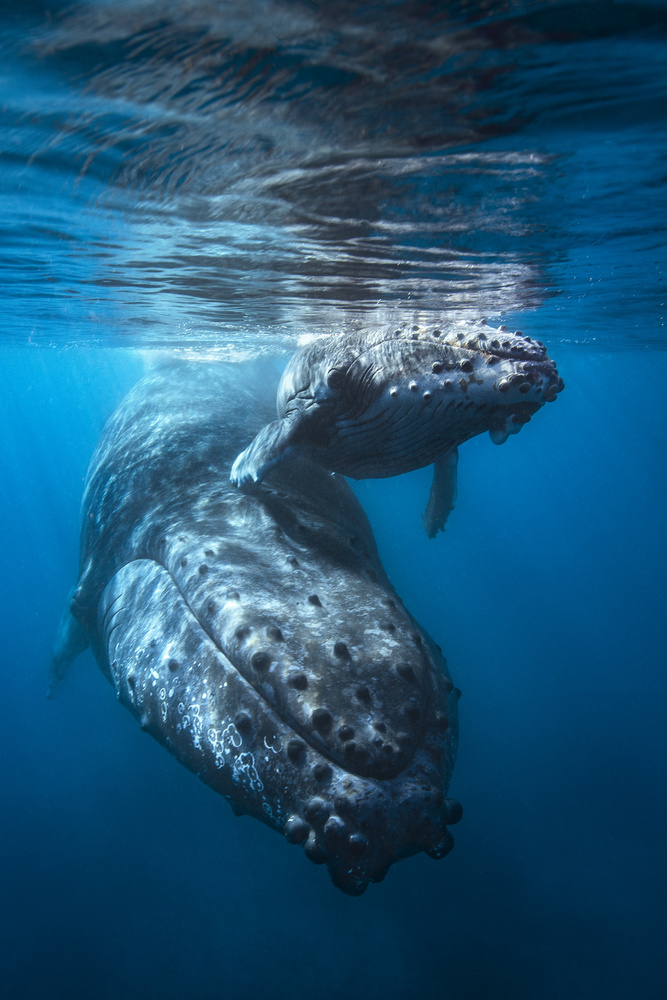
[{"x1": 1, "y1": 2, "x2": 666, "y2": 998}]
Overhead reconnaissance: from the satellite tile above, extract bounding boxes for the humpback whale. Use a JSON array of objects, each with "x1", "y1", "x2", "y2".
[
  {"x1": 53, "y1": 363, "x2": 461, "y2": 895},
  {"x1": 231, "y1": 324, "x2": 564, "y2": 536}
]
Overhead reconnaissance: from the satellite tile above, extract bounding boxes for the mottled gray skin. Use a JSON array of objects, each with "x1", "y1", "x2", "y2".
[
  {"x1": 231, "y1": 324, "x2": 564, "y2": 535},
  {"x1": 54, "y1": 362, "x2": 460, "y2": 895}
]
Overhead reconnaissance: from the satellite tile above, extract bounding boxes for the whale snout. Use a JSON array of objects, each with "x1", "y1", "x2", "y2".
[
  {"x1": 482, "y1": 339, "x2": 563, "y2": 445},
  {"x1": 441, "y1": 323, "x2": 563, "y2": 402},
  {"x1": 493, "y1": 357, "x2": 563, "y2": 403}
]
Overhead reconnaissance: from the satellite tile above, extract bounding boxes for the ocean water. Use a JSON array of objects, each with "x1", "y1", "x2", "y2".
[{"x1": 1, "y1": 2, "x2": 666, "y2": 998}]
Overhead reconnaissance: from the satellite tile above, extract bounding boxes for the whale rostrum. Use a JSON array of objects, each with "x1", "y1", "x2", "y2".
[
  {"x1": 231, "y1": 323, "x2": 564, "y2": 536},
  {"x1": 53, "y1": 363, "x2": 461, "y2": 895}
]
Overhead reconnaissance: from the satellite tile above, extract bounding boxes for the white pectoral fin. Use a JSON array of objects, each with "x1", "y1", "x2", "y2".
[
  {"x1": 48, "y1": 595, "x2": 90, "y2": 699},
  {"x1": 422, "y1": 447, "x2": 459, "y2": 538},
  {"x1": 230, "y1": 417, "x2": 297, "y2": 486}
]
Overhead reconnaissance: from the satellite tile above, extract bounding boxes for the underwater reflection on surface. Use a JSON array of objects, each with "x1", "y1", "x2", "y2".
[{"x1": 2, "y1": 0, "x2": 665, "y2": 345}]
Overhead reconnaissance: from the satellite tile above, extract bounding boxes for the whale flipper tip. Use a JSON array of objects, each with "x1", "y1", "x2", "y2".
[{"x1": 421, "y1": 448, "x2": 459, "y2": 538}]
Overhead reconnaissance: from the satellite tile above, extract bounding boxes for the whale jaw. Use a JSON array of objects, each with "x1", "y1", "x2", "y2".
[{"x1": 95, "y1": 488, "x2": 460, "y2": 895}]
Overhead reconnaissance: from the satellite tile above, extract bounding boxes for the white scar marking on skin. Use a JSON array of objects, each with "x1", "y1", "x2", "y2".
[{"x1": 264, "y1": 733, "x2": 282, "y2": 754}]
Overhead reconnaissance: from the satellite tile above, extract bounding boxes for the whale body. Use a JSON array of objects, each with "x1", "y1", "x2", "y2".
[
  {"x1": 53, "y1": 363, "x2": 461, "y2": 895},
  {"x1": 231, "y1": 324, "x2": 564, "y2": 535}
]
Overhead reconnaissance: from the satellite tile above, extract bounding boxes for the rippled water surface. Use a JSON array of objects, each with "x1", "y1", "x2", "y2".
[
  {"x1": 2, "y1": 3, "x2": 666, "y2": 999},
  {"x1": 3, "y1": 0, "x2": 666, "y2": 348}
]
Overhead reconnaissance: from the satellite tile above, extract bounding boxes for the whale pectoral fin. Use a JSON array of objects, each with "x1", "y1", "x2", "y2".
[
  {"x1": 422, "y1": 448, "x2": 459, "y2": 539},
  {"x1": 48, "y1": 595, "x2": 90, "y2": 699},
  {"x1": 230, "y1": 416, "x2": 298, "y2": 486}
]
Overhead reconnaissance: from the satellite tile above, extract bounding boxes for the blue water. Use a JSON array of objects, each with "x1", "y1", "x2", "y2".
[{"x1": 1, "y1": 2, "x2": 666, "y2": 998}]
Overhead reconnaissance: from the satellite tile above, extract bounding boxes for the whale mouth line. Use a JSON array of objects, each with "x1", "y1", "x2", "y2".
[{"x1": 487, "y1": 402, "x2": 541, "y2": 444}]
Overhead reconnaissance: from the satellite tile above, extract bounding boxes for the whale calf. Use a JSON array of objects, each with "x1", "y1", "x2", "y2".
[
  {"x1": 53, "y1": 362, "x2": 461, "y2": 895},
  {"x1": 231, "y1": 324, "x2": 564, "y2": 535}
]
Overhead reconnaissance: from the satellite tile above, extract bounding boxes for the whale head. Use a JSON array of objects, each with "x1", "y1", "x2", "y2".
[{"x1": 276, "y1": 324, "x2": 564, "y2": 478}]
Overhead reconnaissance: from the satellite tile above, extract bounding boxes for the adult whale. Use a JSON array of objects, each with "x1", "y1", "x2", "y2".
[
  {"x1": 52, "y1": 362, "x2": 461, "y2": 895},
  {"x1": 231, "y1": 324, "x2": 564, "y2": 535}
]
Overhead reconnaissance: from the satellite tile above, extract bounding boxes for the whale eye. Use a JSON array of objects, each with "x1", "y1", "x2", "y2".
[{"x1": 326, "y1": 367, "x2": 346, "y2": 391}]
